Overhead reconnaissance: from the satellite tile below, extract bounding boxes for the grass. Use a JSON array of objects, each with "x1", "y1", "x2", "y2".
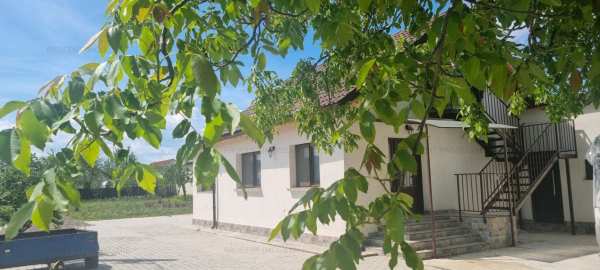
[{"x1": 68, "y1": 195, "x2": 192, "y2": 221}]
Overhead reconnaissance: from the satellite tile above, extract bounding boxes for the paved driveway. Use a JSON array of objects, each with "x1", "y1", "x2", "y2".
[{"x1": 14, "y1": 215, "x2": 600, "y2": 269}]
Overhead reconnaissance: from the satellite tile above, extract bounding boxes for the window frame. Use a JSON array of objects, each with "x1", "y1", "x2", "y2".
[
  {"x1": 294, "y1": 143, "x2": 320, "y2": 187},
  {"x1": 241, "y1": 151, "x2": 261, "y2": 188}
]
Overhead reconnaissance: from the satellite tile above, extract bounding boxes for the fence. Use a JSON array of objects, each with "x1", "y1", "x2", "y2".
[{"x1": 78, "y1": 185, "x2": 178, "y2": 200}]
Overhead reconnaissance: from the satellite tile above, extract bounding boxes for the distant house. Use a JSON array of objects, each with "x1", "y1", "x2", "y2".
[
  {"x1": 151, "y1": 159, "x2": 192, "y2": 196},
  {"x1": 192, "y1": 90, "x2": 598, "y2": 258},
  {"x1": 150, "y1": 159, "x2": 176, "y2": 168}
]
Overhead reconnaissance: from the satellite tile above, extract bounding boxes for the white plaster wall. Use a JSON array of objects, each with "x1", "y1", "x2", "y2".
[
  {"x1": 344, "y1": 123, "x2": 490, "y2": 217},
  {"x1": 519, "y1": 107, "x2": 599, "y2": 223},
  {"x1": 193, "y1": 123, "x2": 347, "y2": 237}
]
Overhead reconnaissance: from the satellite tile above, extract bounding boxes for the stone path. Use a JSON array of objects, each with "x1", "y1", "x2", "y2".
[{"x1": 13, "y1": 215, "x2": 600, "y2": 269}]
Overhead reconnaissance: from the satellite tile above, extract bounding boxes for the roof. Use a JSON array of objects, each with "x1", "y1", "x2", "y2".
[
  {"x1": 407, "y1": 119, "x2": 517, "y2": 129},
  {"x1": 150, "y1": 159, "x2": 176, "y2": 167}
]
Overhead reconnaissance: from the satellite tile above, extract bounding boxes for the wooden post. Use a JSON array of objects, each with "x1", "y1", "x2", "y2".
[
  {"x1": 565, "y1": 158, "x2": 576, "y2": 235},
  {"x1": 425, "y1": 125, "x2": 437, "y2": 258}
]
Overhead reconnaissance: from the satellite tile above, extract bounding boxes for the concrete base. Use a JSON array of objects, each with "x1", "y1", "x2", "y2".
[
  {"x1": 459, "y1": 214, "x2": 513, "y2": 248},
  {"x1": 521, "y1": 219, "x2": 596, "y2": 235},
  {"x1": 192, "y1": 218, "x2": 336, "y2": 245}
]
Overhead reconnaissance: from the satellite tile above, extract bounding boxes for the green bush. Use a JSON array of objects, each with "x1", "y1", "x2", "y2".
[{"x1": 0, "y1": 156, "x2": 48, "y2": 225}]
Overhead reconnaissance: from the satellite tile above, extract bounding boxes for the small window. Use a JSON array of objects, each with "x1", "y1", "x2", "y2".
[
  {"x1": 585, "y1": 160, "x2": 594, "y2": 180},
  {"x1": 241, "y1": 152, "x2": 261, "y2": 188},
  {"x1": 295, "y1": 143, "x2": 320, "y2": 187}
]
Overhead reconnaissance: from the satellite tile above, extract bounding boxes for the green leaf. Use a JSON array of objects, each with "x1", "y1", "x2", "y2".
[
  {"x1": 203, "y1": 114, "x2": 225, "y2": 146},
  {"x1": 139, "y1": 165, "x2": 158, "y2": 194},
  {"x1": 490, "y1": 64, "x2": 508, "y2": 97},
  {"x1": 14, "y1": 135, "x2": 31, "y2": 175},
  {"x1": 107, "y1": 25, "x2": 122, "y2": 53},
  {"x1": 393, "y1": 148, "x2": 417, "y2": 173},
  {"x1": 304, "y1": 0, "x2": 321, "y2": 14},
  {"x1": 139, "y1": 27, "x2": 155, "y2": 55},
  {"x1": 540, "y1": 0, "x2": 561, "y2": 6},
  {"x1": 0, "y1": 129, "x2": 20, "y2": 166},
  {"x1": 334, "y1": 243, "x2": 357, "y2": 270},
  {"x1": 356, "y1": 59, "x2": 376, "y2": 89},
  {"x1": 401, "y1": 242, "x2": 424, "y2": 270},
  {"x1": 79, "y1": 139, "x2": 101, "y2": 167},
  {"x1": 38, "y1": 75, "x2": 66, "y2": 97},
  {"x1": 0, "y1": 101, "x2": 26, "y2": 119},
  {"x1": 191, "y1": 54, "x2": 220, "y2": 98},
  {"x1": 411, "y1": 100, "x2": 426, "y2": 118},
  {"x1": 224, "y1": 103, "x2": 241, "y2": 134},
  {"x1": 4, "y1": 201, "x2": 35, "y2": 240},
  {"x1": 67, "y1": 76, "x2": 85, "y2": 104},
  {"x1": 358, "y1": 0, "x2": 372, "y2": 12},
  {"x1": 98, "y1": 28, "x2": 109, "y2": 57},
  {"x1": 194, "y1": 148, "x2": 220, "y2": 189},
  {"x1": 239, "y1": 114, "x2": 265, "y2": 146},
  {"x1": 57, "y1": 180, "x2": 81, "y2": 208},
  {"x1": 385, "y1": 207, "x2": 405, "y2": 242},
  {"x1": 445, "y1": 77, "x2": 475, "y2": 104},
  {"x1": 269, "y1": 217, "x2": 287, "y2": 241},
  {"x1": 257, "y1": 53, "x2": 267, "y2": 71},
  {"x1": 172, "y1": 119, "x2": 191, "y2": 138},
  {"x1": 463, "y1": 57, "x2": 486, "y2": 90},
  {"x1": 31, "y1": 196, "x2": 55, "y2": 231},
  {"x1": 17, "y1": 108, "x2": 49, "y2": 149},
  {"x1": 359, "y1": 111, "x2": 376, "y2": 143},
  {"x1": 79, "y1": 28, "x2": 104, "y2": 54}
]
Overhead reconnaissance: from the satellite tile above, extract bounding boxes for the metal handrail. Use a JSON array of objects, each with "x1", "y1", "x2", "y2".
[{"x1": 480, "y1": 123, "x2": 554, "y2": 214}]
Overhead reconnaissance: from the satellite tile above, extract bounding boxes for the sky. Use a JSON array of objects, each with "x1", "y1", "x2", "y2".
[{"x1": 0, "y1": 1, "x2": 320, "y2": 163}]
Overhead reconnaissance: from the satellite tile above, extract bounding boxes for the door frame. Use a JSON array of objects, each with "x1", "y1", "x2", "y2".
[
  {"x1": 388, "y1": 138, "x2": 425, "y2": 214},
  {"x1": 531, "y1": 152, "x2": 564, "y2": 223}
]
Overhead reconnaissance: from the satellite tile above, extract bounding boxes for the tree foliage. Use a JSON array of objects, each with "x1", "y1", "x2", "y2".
[{"x1": 1, "y1": 0, "x2": 600, "y2": 269}]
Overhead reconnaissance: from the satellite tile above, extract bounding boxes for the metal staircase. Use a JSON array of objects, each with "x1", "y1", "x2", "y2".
[{"x1": 456, "y1": 91, "x2": 577, "y2": 224}]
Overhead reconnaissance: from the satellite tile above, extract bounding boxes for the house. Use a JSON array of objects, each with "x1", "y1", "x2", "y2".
[
  {"x1": 192, "y1": 90, "x2": 598, "y2": 258},
  {"x1": 150, "y1": 159, "x2": 193, "y2": 196}
]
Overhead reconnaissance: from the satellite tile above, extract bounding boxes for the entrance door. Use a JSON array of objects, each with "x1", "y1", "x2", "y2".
[
  {"x1": 389, "y1": 138, "x2": 425, "y2": 214},
  {"x1": 531, "y1": 153, "x2": 564, "y2": 223}
]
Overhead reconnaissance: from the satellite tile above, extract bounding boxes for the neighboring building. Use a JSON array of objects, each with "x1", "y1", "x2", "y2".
[
  {"x1": 192, "y1": 91, "x2": 598, "y2": 258},
  {"x1": 151, "y1": 159, "x2": 193, "y2": 196}
]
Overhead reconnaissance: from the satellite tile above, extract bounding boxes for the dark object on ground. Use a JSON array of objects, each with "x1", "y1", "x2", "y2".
[{"x1": 0, "y1": 229, "x2": 99, "y2": 269}]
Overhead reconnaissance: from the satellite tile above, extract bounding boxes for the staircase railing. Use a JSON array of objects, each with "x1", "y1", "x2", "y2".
[
  {"x1": 456, "y1": 90, "x2": 578, "y2": 219},
  {"x1": 479, "y1": 123, "x2": 554, "y2": 214}
]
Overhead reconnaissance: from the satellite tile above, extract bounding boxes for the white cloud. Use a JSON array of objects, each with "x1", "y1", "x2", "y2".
[{"x1": 511, "y1": 28, "x2": 529, "y2": 45}]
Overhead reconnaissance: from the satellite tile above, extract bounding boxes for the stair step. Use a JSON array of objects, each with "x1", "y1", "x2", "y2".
[
  {"x1": 406, "y1": 227, "x2": 472, "y2": 240},
  {"x1": 405, "y1": 220, "x2": 461, "y2": 231},
  {"x1": 489, "y1": 207, "x2": 511, "y2": 210},
  {"x1": 417, "y1": 242, "x2": 488, "y2": 259},
  {"x1": 365, "y1": 234, "x2": 481, "y2": 250}
]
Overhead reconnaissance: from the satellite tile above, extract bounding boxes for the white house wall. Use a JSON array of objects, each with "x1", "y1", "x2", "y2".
[
  {"x1": 344, "y1": 123, "x2": 490, "y2": 215},
  {"x1": 193, "y1": 123, "x2": 347, "y2": 238},
  {"x1": 519, "y1": 107, "x2": 599, "y2": 223}
]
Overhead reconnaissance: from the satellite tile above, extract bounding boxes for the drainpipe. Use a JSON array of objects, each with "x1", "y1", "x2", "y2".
[{"x1": 425, "y1": 125, "x2": 437, "y2": 258}]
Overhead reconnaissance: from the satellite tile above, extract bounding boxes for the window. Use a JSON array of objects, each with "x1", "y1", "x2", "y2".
[
  {"x1": 585, "y1": 160, "x2": 594, "y2": 180},
  {"x1": 295, "y1": 143, "x2": 320, "y2": 187},
  {"x1": 241, "y1": 151, "x2": 261, "y2": 188}
]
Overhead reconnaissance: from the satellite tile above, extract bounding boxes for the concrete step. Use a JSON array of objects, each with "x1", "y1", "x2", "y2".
[
  {"x1": 366, "y1": 233, "x2": 481, "y2": 250},
  {"x1": 368, "y1": 225, "x2": 473, "y2": 241},
  {"x1": 417, "y1": 242, "x2": 488, "y2": 259},
  {"x1": 405, "y1": 215, "x2": 455, "y2": 225},
  {"x1": 405, "y1": 219, "x2": 462, "y2": 232}
]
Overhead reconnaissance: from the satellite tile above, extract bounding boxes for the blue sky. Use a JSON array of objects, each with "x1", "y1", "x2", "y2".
[{"x1": 0, "y1": 1, "x2": 320, "y2": 163}]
